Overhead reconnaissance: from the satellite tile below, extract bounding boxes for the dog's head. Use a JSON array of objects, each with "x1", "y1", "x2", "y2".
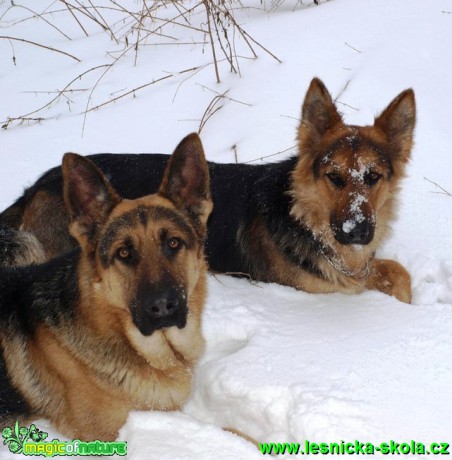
[
  {"x1": 290, "y1": 78, "x2": 415, "y2": 271},
  {"x1": 62, "y1": 133, "x2": 212, "y2": 365}
]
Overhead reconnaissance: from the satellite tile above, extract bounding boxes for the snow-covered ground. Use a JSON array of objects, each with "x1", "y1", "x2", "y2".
[{"x1": 1, "y1": 0, "x2": 451, "y2": 458}]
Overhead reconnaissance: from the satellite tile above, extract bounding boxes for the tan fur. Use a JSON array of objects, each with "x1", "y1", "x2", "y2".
[
  {"x1": 223, "y1": 427, "x2": 259, "y2": 448},
  {"x1": 365, "y1": 259, "x2": 412, "y2": 303}
]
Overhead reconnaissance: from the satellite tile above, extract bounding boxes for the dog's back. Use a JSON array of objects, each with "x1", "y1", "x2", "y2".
[{"x1": 0, "y1": 151, "x2": 299, "y2": 277}]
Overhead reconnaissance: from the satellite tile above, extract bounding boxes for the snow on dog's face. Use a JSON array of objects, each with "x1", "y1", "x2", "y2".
[
  {"x1": 291, "y1": 78, "x2": 415, "y2": 268},
  {"x1": 315, "y1": 131, "x2": 391, "y2": 247}
]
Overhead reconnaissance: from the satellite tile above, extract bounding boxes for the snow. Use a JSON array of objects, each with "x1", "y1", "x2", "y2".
[
  {"x1": 119, "y1": 412, "x2": 261, "y2": 460},
  {"x1": 1, "y1": 0, "x2": 451, "y2": 458},
  {"x1": 342, "y1": 193, "x2": 367, "y2": 233},
  {"x1": 349, "y1": 163, "x2": 370, "y2": 182}
]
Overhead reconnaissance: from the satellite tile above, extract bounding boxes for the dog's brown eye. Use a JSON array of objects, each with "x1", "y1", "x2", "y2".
[
  {"x1": 366, "y1": 172, "x2": 382, "y2": 186},
  {"x1": 167, "y1": 237, "x2": 181, "y2": 250},
  {"x1": 326, "y1": 172, "x2": 345, "y2": 188},
  {"x1": 117, "y1": 247, "x2": 130, "y2": 259}
]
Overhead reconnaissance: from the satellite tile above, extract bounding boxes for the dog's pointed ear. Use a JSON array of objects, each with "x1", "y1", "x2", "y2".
[
  {"x1": 374, "y1": 89, "x2": 416, "y2": 162},
  {"x1": 298, "y1": 77, "x2": 343, "y2": 148},
  {"x1": 63, "y1": 153, "x2": 121, "y2": 241},
  {"x1": 159, "y1": 133, "x2": 212, "y2": 235}
]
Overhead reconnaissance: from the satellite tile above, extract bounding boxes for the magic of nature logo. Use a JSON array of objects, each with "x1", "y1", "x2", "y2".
[{"x1": 2, "y1": 421, "x2": 127, "y2": 457}]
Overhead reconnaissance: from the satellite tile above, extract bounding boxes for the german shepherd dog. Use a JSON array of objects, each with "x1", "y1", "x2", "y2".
[
  {"x1": 0, "y1": 133, "x2": 212, "y2": 440},
  {"x1": 0, "y1": 78, "x2": 415, "y2": 302}
]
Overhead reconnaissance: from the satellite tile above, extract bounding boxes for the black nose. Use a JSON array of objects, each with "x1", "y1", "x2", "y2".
[
  {"x1": 334, "y1": 220, "x2": 374, "y2": 245},
  {"x1": 132, "y1": 283, "x2": 187, "y2": 336},
  {"x1": 146, "y1": 288, "x2": 180, "y2": 319}
]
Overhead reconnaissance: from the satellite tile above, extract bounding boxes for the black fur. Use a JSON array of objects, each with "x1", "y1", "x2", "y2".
[
  {"x1": 0, "y1": 250, "x2": 79, "y2": 422},
  {"x1": 0, "y1": 225, "x2": 29, "y2": 266},
  {"x1": 1, "y1": 154, "x2": 324, "y2": 280},
  {"x1": 0, "y1": 355, "x2": 31, "y2": 420}
]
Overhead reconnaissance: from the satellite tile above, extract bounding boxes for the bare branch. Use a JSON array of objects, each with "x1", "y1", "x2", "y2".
[
  {"x1": 245, "y1": 145, "x2": 297, "y2": 164},
  {"x1": 0, "y1": 35, "x2": 81, "y2": 62},
  {"x1": 197, "y1": 84, "x2": 252, "y2": 106},
  {"x1": 424, "y1": 177, "x2": 451, "y2": 196},
  {"x1": 345, "y1": 41, "x2": 362, "y2": 53},
  {"x1": 1, "y1": 65, "x2": 109, "y2": 129},
  {"x1": 198, "y1": 91, "x2": 227, "y2": 133},
  {"x1": 203, "y1": 1, "x2": 221, "y2": 83}
]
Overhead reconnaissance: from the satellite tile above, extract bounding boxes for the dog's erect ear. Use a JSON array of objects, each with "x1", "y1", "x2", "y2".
[
  {"x1": 159, "y1": 133, "x2": 212, "y2": 234},
  {"x1": 374, "y1": 89, "x2": 416, "y2": 162},
  {"x1": 298, "y1": 77, "x2": 343, "y2": 148},
  {"x1": 63, "y1": 153, "x2": 121, "y2": 241}
]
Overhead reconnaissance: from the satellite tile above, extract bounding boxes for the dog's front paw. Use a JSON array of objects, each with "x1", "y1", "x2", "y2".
[{"x1": 366, "y1": 259, "x2": 412, "y2": 303}]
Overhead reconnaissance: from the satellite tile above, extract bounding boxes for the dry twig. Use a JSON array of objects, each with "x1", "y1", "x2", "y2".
[
  {"x1": 203, "y1": 1, "x2": 221, "y2": 83},
  {"x1": 198, "y1": 91, "x2": 227, "y2": 133},
  {"x1": 245, "y1": 145, "x2": 297, "y2": 163},
  {"x1": 2, "y1": 0, "x2": 283, "y2": 130},
  {"x1": 424, "y1": 177, "x2": 451, "y2": 196},
  {"x1": 345, "y1": 41, "x2": 362, "y2": 53},
  {"x1": 0, "y1": 35, "x2": 80, "y2": 62},
  {"x1": 1, "y1": 65, "x2": 110, "y2": 129}
]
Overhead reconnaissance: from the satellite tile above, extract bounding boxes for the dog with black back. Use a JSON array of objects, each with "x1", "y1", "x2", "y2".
[{"x1": 0, "y1": 78, "x2": 415, "y2": 302}]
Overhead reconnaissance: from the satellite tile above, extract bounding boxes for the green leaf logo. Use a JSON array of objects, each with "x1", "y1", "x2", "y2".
[{"x1": 1, "y1": 421, "x2": 48, "y2": 454}]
